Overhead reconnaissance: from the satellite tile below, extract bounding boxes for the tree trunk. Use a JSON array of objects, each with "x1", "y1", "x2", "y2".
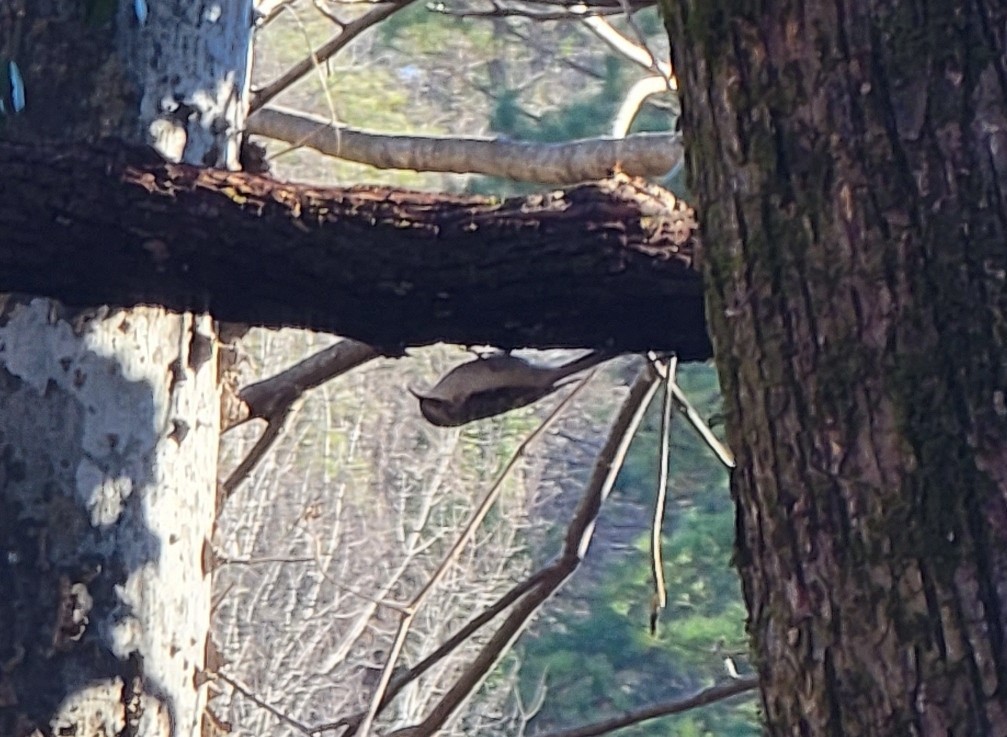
[
  {"x1": 0, "y1": 2, "x2": 252, "y2": 735},
  {"x1": 663, "y1": 0, "x2": 1007, "y2": 734}
]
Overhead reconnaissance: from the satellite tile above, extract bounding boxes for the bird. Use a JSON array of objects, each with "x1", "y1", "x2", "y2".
[{"x1": 410, "y1": 351, "x2": 613, "y2": 427}]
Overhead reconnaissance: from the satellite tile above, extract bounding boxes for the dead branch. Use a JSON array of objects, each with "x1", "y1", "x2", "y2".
[
  {"x1": 221, "y1": 398, "x2": 300, "y2": 497},
  {"x1": 428, "y1": 1, "x2": 626, "y2": 20},
  {"x1": 220, "y1": 338, "x2": 379, "y2": 496},
  {"x1": 218, "y1": 670, "x2": 315, "y2": 735},
  {"x1": 612, "y1": 75, "x2": 673, "y2": 137},
  {"x1": 383, "y1": 366, "x2": 662, "y2": 737},
  {"x1": 229, "y1": 339, "x2": 380, "y2": 429},
  {"x1": 582, "y1": 14, "x2": 669, "y2": 78},
  {"x1": 250, "y1": 1, "x2": 417, "y2": 113},
  {"x1": 356, "y1": 374, "x2": 596, "y2": 737},
  {"x1": 648, "y1": 355, "x2": 675, "y2": 635},
  {"x1": 650, "y1": 358, "x2": 735, "y2": 468},
  {"x1": 247, "y1": 107, "x2": 683, "y2": 182},
  {"x1": 533, "y1": 677, "x2": 759, "y2": 737}
]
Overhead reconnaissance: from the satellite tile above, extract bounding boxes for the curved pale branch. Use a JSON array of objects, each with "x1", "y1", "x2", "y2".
[
  {"x1": 612, "y1": 75, "x2": 673, "y2": 137},
  {"x1": 582, "y1": 14, "x2": 674, "y2": 80},
  {"x1": 247, "y1": 106, "x2": 684, "y2": 183}
]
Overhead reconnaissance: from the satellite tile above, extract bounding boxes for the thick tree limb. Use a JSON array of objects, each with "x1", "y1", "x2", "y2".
[
  {"x1": 247, "y1": 107, "x2": 683, "y2": 182},
  {"x1": 0, "y1": 140, "x2": 710, "y2": 356}
]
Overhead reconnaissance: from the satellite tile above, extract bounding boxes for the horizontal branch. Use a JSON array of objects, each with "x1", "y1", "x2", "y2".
[
  {"x1": 0, "y1": 139, "x2": 710, "y2": 356},
  {"x1": 247, "y1": 107, "x2": 683, "y2": 183}
]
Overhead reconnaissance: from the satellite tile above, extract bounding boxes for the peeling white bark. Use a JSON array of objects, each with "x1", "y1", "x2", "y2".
[{"x1": 117, "y1": 0, "x2": 254, "y2": 167}]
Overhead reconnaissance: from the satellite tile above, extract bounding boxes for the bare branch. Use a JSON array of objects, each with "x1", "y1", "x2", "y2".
[
  {"x1": 221, "y1": 398, "x2": 301, "y2": 497},
  {"x1": 313, "y1": 567, "x2": 552, "y2": 736},
  {"x1": 581, "y1": 14, "x2": 672, "y2": 80},
  {"x1": 255, "y1": 0, "x2": 297, "y2": 26},
  {"x1": 312, "y1": 0, "x2": 347, "y2": 25},
  {"x1": 218, "y1": 670, "x2": 315, "y2": 735},
  {"x1": 356, "y1": 374, "x2": 597, "y2": 737},
  {"x1": 250, "y1": 0, "x2": 417, "y2": 113},
  {"x1": 388, "y1": 368, "x2": 662, "y2": 737},
  {"x1": 564, "y1": 366, "x2": 660, "y2": 560},
  {"x1": 533, "y1": 677, "x2": 759, "y2": 737},
  {"x1": 612, "y1": 75, "x2": 671, "y2": 137},
  {"x1": 230, "y1": 339, "x2": 381, "y2": 429},
  {"x1": 428, "y1": 1, "x2": 625, "y2": 20},
  {"x1": 220, "y1": 338, "x2": 380, "y2": 496},
  {"x1": 649, "y1": 356, "x2": 675, "y2": 635},
  {"x1": 276, "y1": 1, "x2": 345, "y2": 127},
  {"x1": 248, "y1": 106, "x2": 683, "y2": 182},
  {"x1": 651, "y1": 357, "x2": 735, "y2": 468}
]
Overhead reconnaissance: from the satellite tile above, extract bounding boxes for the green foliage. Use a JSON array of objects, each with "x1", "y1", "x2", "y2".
[{"x1": 517, "y1": 365, "x2": 759, "y2": 736}]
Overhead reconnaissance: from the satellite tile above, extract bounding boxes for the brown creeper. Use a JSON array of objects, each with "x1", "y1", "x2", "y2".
[{"x1": 411, "y1": 351, "x2": 612, "y2": 427}]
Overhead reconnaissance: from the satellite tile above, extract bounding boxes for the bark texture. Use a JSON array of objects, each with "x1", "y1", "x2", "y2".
[
  {"x1": 0, "y1": 302, "x2": 220, "y2": 737},
  {"x1": 663, "y1": 0, "x2": 1007, "y2": 734},
  {"x1": 0, "y1": 140, "x2": 709, "y2": 356},
  {"x1": 0, "y1": 1, "x2": 251, "y2": 735}
]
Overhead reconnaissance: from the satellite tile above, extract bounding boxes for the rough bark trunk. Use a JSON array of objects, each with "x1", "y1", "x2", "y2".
[
  {"x1": 663, "y1": 0, "x2": 1007, "y2": 734},
  {"x1": 0, "y1": 1, "x2": 252, "y2": 735},
  {"x1": 0, "y1": 140, "x2": 707, "y2": 355}
]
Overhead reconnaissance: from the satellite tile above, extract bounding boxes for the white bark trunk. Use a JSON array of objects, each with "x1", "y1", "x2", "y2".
[{"x1": 0, "y1": 1, "x2": 253, "y2": 734}]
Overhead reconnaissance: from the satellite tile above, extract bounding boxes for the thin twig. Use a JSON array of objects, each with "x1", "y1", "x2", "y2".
[
  {"x1": 649, "y1": 356, "x2": 735, "y2": 469},
  {"x1": 255, "y1": 0, "x2": 297, "y2": 27},
  {"x1": 355, "y1": 374, "x2": 598, "y2": 737},
  {"x1": 671, "y1": 382, "x2": 735, "y2": 468},
  {"x1": 251, "y1": 0, "x2": 416, "y2": 113},
  {"x1": 428, "y1": 2, "x2": 624, "y2": 19},
  {"x1": 565, "y1": 366, "x2": 660, "y2": 560},
  {"x1": 389, "y1": 368, "x2": 662, "y2": 737},
  {"x1": 312, "y1": 0, "x2": 346, "y2": 26},
  {"x1": 391, "y1": 566, "x2": 554, "y2": 692},
  {"x1": 581, "y1": 14, "x2": 673, "y2": 82},
  {"x1": 533, "y1": 677, "x2": 759, "y2": 737},
  {"x1": 313, "y1": 566, "x2": 554, "y2": 736},
  {"x1": 257, "y1": 0, "x2": 345, "y2": 165},
  {"x1": 615, "y1": 0, "x2": 656, "y2": 74},
  {"x1": 221, "y1": 398, "x2": 302, "y2": 498},
  {"x1": 649, "y1": 356, "x2": 676, "y2": 634},
  {"x1": 218, "y1": 670, "x2": 315, "y2": 735}
]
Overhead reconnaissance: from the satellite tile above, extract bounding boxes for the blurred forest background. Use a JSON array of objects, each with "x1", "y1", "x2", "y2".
[{"x1": 213, "y1": 2, "x2": 757, "y2": 734}]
